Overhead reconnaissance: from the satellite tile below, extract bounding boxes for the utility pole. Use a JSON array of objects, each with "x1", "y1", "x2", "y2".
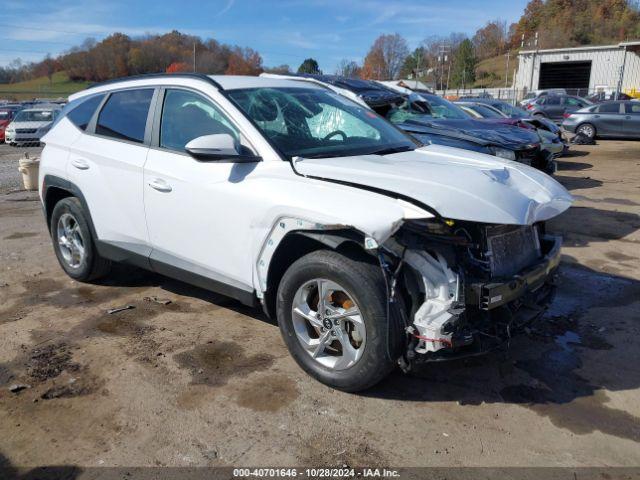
[
  {"x1": 437, "y1": 43, "x2": 450, "y2": 92},
  {"x1": 193, "y1": 42, "x2": 196, "y2": 72},
  {"x1": 504, "y1": 52, "x2": 510, "y2": 88},
  {"x1": 528, "y1": 32, "x2": 539, "y2": 91},
  {"x1": 616, "y1": 45, "x2": 628, "y2": 100}
]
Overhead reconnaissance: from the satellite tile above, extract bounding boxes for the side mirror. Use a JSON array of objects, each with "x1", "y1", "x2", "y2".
[{"x1": 185, "y1": 134, "x2": 260, "y2": 162}]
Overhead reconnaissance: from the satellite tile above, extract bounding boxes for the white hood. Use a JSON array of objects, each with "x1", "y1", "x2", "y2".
[{"x1": 294, "y1": 144, "x2": 573, "y2": 226}]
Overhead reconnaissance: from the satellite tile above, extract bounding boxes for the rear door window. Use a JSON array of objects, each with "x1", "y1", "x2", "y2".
[
  {"x1": 542, "y1": 96, "x2": 561, "y2": 105},
  {"x1": 67, "y1": 94, "x2": 106, "y2": 130},
  {"x1": 625, "y1": 103, "x2": 640, "y2": 114},
  {"x1": 563, "y1": 97, "x2": 583, "y2": 107},
  {"x1": 96, "y1": 89, "x2": 154, "y2": 143},
  {"x1": 597, "y1": 102, "x2": 622, "y2": 113}
]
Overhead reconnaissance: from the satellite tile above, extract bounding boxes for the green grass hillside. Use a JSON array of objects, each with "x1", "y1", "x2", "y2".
[
  {"x1": 0, "y1": 72, "x2": 89, "y2": 100},
  {"x1": 473, "y1": 52, "x2": 518, "y2": 89}
]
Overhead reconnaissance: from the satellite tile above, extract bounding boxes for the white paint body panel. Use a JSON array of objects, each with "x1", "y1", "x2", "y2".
[{"x1": 295, "y1": 145, "x2": 572, "y2": 225}]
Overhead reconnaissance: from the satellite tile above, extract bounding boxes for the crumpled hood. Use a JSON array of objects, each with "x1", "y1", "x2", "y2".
[
  {"x1": 403, "y1": 117, "x2": 539, "y2": 150},
  {"x1": 295, "y1": 145, "x2": 573, "y2": 225}
]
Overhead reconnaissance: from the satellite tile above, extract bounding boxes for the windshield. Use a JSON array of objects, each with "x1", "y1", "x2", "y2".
[
  {"x1": 0, "y1": 110, "x2": 11, "y2": 120},
  {"x1": 468, "y1": 104, "x2": 505, "y2": 118},
  {"x1": 493, "y1": 102, "x2": 529, "y2": 118},
  {"x1": 387, "y1": 93, "x2": 468, "y2": 124},
  {"x1": 227, "y1": 87, "x2": 417, "y2": 158},
  {"x1": 14, "y1": 110, "x2": 55, "y2": 122}
]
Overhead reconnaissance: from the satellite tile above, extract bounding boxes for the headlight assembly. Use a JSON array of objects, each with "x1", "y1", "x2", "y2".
[{"x1": 491, "y1": 146, "x2": 516, "y2": 161}]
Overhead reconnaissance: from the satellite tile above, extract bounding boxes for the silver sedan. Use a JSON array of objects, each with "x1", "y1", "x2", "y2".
[{"x1": 562, "y1": 101, "x2": 640, "y2": 139}]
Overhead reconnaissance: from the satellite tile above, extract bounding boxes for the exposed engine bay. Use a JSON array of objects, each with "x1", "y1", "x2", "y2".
[{"x1": 379, "y1": 217, "x2": 561, "y2": 367}]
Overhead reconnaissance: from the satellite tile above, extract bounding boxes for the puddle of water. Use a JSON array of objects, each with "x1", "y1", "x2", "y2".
[
  {"x1": 174, "y1": 341, "x2": 274, "y2": 387},
  {"x1": 3, "y1": 232, "x2": 38, "y2": 240},
  {"x1": 235, "y1": 374, "x2": 299, "y2": 412},
  {"x1": 555, "y1": 331, "x2": 581, "y2": 351}
]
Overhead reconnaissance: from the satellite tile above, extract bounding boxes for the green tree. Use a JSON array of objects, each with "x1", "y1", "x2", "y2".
[
  {"x1": 450, "y1": 39, "x2": 477, "y2": 88},
  {"x1": 297, "y1": 58, "x2": 320, "y2": 74},
  {"x1": 400, "y1": 47, "x2": 428, "y2": 79}
]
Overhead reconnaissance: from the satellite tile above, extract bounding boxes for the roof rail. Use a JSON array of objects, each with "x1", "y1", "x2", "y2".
[{"x1": 84, "y1": 72, "x2": 224, "y2": 91}]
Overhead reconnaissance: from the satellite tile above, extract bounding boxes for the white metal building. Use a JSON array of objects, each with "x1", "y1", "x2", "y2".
[{"x1": 515, "y1": 41, "x2": 640, "y2": 94}]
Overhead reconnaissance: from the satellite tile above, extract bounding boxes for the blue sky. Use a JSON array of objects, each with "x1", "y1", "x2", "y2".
[{"x1": 0, "y1": 0, "x2": 529, "y2": 72}]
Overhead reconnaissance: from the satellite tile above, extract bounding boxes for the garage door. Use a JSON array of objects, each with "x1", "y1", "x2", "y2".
[{"x1": 539, "y1": 61, "x2": 591, "y2": 90}]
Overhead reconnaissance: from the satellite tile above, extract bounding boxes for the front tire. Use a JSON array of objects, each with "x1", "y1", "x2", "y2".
[
  {"x1": 50, "y1": 197, "x2": 111, "y2": 282},
  {"x1": 576, "y1": 123, "x2": 596, "y2": 139},
  {"x1": 276, "y1": 250, "x2": 397, "y2": 392}
]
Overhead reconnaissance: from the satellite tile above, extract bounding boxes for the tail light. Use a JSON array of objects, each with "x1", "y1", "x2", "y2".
[
  {"x1": 526, "y1": 104, "x2": 534, "y2": 110},
  {"x1": 563, "y1": 113, "x2": 571, "y2": 118}
]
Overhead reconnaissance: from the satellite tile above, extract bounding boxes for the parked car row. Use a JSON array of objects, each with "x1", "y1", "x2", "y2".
[{"x1": 0, "y1": 99, "x2": 65, "y2": 145}]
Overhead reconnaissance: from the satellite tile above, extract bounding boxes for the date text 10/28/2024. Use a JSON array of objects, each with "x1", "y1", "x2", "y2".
[{"x1": 233, "y1": 468, "x2": 401, "y2": 478}]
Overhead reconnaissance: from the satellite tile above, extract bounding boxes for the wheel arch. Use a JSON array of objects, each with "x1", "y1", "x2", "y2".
[
  {"x1": 261, "y1": 229, "x2": 376, "y2": 319},
  {"x1": 42, "y1": 175, "x2": 98, "y2": 238}
]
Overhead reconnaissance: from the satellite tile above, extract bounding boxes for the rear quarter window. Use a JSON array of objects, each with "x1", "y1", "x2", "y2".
[
  {"x1": 67, "y1": 94, "x2": 106, "y2": 130},
  {"x1": 96, "y1": 89, "x2": 154, "y2": 143}
]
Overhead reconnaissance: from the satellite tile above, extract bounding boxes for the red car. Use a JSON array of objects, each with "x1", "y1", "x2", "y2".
[{"x1": 0, "y1": 106, "x2": 22, "y2": 143}]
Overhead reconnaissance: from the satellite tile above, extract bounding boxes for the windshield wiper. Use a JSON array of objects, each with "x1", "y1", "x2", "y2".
[{"x1": 365, "y1": 145, "x2": 414, "y2": 156}]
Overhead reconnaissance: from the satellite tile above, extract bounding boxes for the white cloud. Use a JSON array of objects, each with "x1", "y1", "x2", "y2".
[{"x1": 215, "y1": 0, "x2": 236, "y2": 17}]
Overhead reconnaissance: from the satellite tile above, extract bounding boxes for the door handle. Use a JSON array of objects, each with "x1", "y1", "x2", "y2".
[
  {"x1": 148, "y1": 178, "x2": 172, "y2": 193},
  {"x1": 594, "y1": 115, "x2": 600, "y2": 118},
  {"x1": 71, "y1": 158, "x2": 90, "y2": 170},
  {"x1": 626, "y1": 116, "x2": 632, "y2": 119}
]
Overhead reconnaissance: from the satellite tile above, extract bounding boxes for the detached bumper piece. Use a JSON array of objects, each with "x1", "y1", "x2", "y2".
[{"x1": 409, "y1": 235, "x2": 561, "y2": 363}]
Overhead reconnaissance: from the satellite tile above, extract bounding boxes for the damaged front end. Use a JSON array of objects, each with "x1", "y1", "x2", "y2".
[{"x1": 380, "y1": 217, "x2": 561, "y2": 367}]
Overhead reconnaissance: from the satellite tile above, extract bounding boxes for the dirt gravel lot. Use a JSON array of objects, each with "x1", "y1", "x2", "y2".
[{"x1": 0, "y1": 140, "x2": 639, "y2": 473}]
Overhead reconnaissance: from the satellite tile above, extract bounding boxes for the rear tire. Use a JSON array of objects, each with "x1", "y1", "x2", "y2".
[
  {"x1": 276, "y1": 249, "x2": 397, "y2": 392},
  {"x1": 576, "y1": 123, "x2": 596, "y2": 139},
  {"x1": 50, "y1": 197, "x2": 111, "y2": 282}
]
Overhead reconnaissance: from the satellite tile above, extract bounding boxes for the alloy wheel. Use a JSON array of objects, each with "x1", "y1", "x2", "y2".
[
  {"x1": 578, "y1": 124, "x2": 594, "y2": 138},
  {"x1": 56, "y1": 213, "x2": 86, "y2": 269},
  {"x1": 291, "y1": 278, "x2": 366, "y2": 371}
]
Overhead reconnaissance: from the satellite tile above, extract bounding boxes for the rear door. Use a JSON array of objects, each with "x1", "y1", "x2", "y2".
[
  {"x1": 540, "y1": 96, "x2": 563, "y2": 121},
  {"x1": 68, "y1": 88, "x2": 156, "y2": 260},
  {"x1": 593, "y1": 102, "x2": 623, "y2": 136},
  {"x1": 623, "y1": 102, "x2": 640, "y2": 138}
]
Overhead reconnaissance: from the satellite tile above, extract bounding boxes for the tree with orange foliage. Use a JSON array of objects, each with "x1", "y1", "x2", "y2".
[
  {"x1": 361, "y1": 34, "x2": 409, "y2": 80},
  {"x1": 166, "y1": 62, "x2": 190, "y2": 73},
  {"x1": 225, "y1": 47, "x2": 263, "y2": 75}
]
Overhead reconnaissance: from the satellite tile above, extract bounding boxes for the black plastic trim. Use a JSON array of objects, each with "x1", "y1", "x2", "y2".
[
  {"x1": 149, "y1": 257, "x2": 256, "y2": 307},
  {"x1": 83, "y1": 73, "x2": 224, "y2": 92}
]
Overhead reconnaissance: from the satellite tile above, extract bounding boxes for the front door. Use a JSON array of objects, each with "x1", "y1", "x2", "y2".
[
  {"x1": 623, "y1": 102, "x2": 640, "y2": 138},
  {"x1": 143, "y1": 88, "x2": 260, "y2": 298}
]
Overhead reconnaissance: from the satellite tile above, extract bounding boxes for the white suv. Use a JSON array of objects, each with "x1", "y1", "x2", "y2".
[{"x1": 39, "y1": 74, "x2": 572, "y2": 391}]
